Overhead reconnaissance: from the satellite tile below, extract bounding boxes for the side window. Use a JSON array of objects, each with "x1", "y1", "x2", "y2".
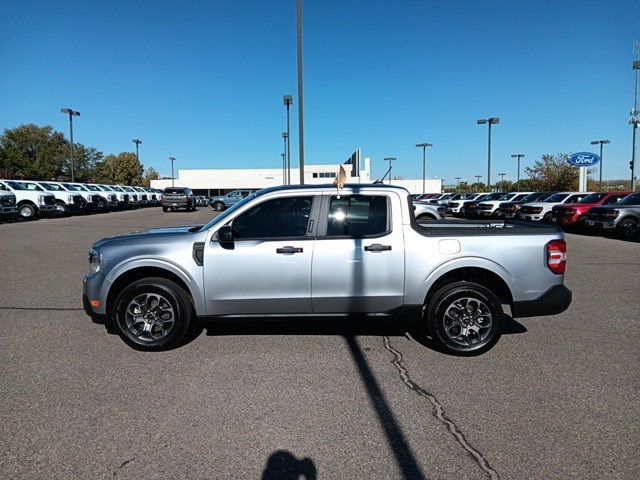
[
  {"x1": 0, "y1": 183, "x2": 8, "y2": 191},
  {"x1": 232, "y1": 196, "x2": 313, "y2": 239},
  {"x1": 567, "y1": 195, "x2": 584, "y2": 203},
  {"x1": 326, "y1": 195, "x2": 389, "y2": 238},
  {"x1": 603, "y1": 195, "x2": 623, "y2": 204}
]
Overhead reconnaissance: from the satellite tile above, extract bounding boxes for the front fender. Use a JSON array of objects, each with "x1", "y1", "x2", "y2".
[{"x1": 100, "y1": 257, "x2": 206, "y2": 316}]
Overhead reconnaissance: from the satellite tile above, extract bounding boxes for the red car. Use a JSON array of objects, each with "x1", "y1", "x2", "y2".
[{"x1": 551, "y1": 192, "x2": 631, "y2": 229}]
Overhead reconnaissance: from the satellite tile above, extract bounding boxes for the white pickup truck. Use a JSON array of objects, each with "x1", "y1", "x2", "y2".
[
  {"x1": 0, "y1": 187, "x2": 18, "y2": 219},
  {"x1": 0, "y1": 179, "x2": 57, "y2": 220},
  {"x1": 84, "y1": 184, "x2": 572, "y2": 355}
]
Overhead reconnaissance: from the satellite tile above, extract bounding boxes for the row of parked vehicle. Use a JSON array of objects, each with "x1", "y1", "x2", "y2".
[
  {"x1": 0, "y1": 179, "x2": 163, "y2": 221},
  {"x1": 411, "y1": 190, "x2": 640, "y2": 238}
]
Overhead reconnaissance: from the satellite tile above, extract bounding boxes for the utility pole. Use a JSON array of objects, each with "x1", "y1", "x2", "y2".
[
  {"x1": 282, "y1": 132, "x2": 289, "y2": 185},
  {"x1": 60, "y1": 108, "x2": 80, "y2": 182},
  {"x1": 511, "y1": 154, "x2": 525, "y2": 191},
  {"x1": 475, "y1": 174, "x2": 482, "y2": 185},
  {"x1": 477, "y1": 117, "x2": 500, "y2": 190},
  {"x1": 590, "y1": 140, "x2": 610, "y2": 191},
  {"x1": 281, "y1": 152, "x2": 286, "y2": 186},
  {"x1": 132, "y1": 139, "x2": 142, "y2": 164},
  {"x1": 498, "y1": 172, "x2": 506, "y2": 183},
  {"x1": 296, "y1": 0, "x2": 305, "y2": 185},
  {"x1": 631, "y1": 43, "x2": 640, "y2": 191},
  {"x1": 169, "y1": 157, "x2": 176, "y2": 187},
  {"x1": 415, "y1": 142, "x2": 433, "y2": 195},
  {"x1": 455, "y1": 177, "x2": 462, "y2": 188},
  {"x1": 283, "y1": 95, "x2": 293, "y2": 184}
]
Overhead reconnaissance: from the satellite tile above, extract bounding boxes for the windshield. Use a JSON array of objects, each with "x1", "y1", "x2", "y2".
[
  {"x1": 84, "y1": 185, "x2": 100, "y2": 191},
  {"x1": 5, "y1": 181, "x2": 27, "y2": 190},
  {"x1": 520, "y1": 192, "x2": 545, "y2": 202},
  {"x1": 110, "y1": 186, "x2": 123, "y2": 192},
  {"x1": 544, "y1": 193, "x2": 569, "y2": 202},
  {"x1": 40, "y1": 182, "x2": 66, "y2": 191},
  {"x1": 498, "y1": 193, "x2": 516, "y2": 201},
  {"x1": 62, "y1": 183, "x2": 87, "y2": 191},
  {"x1": 618, "y1": 193, "x2": 640, "y2": 205},
  {"x1": 578, "y1": 193, "x2": 607, "y2": 204},
  {"x1": 122, "y1": 187, "x2": 135, "y2": 192},
  {"x1": 199, "y1": 191, "x2": 260, "y2": 231},
  {"x1": 20, "y1": 182, "x2": 44, "y2": 191},
  {"x1": 99, "y1": 185, "x2": 113, "y2": 191}
]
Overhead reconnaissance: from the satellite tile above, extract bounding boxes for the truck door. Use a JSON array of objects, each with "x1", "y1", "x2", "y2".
[
  {"x1": 203, "y1": 195, "x2": 318, "y2": 315},
  {"x1": 311, "y1": 193, "x2": 405, "y2": 313}
]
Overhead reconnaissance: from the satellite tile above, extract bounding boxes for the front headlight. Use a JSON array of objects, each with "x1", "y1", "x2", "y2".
[
  {"x1": 89, "y1": 249, "x2": 102, "y2": 274},
  {"x1": 38, "y1": 195, "x2": 46, "y2": 205},
  {"x1": 68, "y1": 195, "x2": 75, "y2": 203}
]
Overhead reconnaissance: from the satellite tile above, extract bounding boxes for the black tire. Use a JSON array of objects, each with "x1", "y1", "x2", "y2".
[
  {"x1": 212, "y1": 201, "x2": 225, "y2": 212},
  {"x1": 617, "y1": 217, "x2": 637, "y2": 239},
  {"x1": 416, "y1": 213, "x2": 436, "y2": 223},
  {"x1": 425, "y1": 281, "x2": 503, "y2": 356},
  {"x1": 18, "y1": 202, "x2": 37, "y2": 220},
  {"x1": 542, "y1": 212, "x2": 552, "y2": 223},
  {"x1": 162, "y1": 206, "x2": 168, "y2": 212},
  {"x1": 111, "y1": 277, "x2": 194, "y2": 351},
  {"x1": 55, "y1": 200, "x2": 69, "y2": 215}
]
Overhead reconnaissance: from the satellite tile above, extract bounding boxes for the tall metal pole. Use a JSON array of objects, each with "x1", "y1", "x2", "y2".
[
  {"x1": 287, "y1": 103, "x2": 291, "y2": 185},
  {"x1": 632, "y1": 53, "x2": 639, "y2": 191},
  {"x1": 281, "y1": 152, "x2": 286, "y2": 185},
  {"x1": 169, "y1": 157, "x2": 176, "y2": 187},
  {"x1": 632, "y1": 122, "x2": 638, "y2": 191},
  {"x1": 282, "y1": 133, "x2": 288, "y2": 185},
  {"x1": 599, "y1": 142, "x2": 603, "y2": 190},
  {"x1": 69, "y1": 113, "x2": 75, "y2": 182},
  {"x1": 511, "y1": 154, "x2": 524, "y2": 191},
  {"x1": 415, "y1": 143, "x2": 432, "y2": 195},
  {"x1": 487, "y1": 122, "x2": 492, "y2": 190},
  {"x1": 296, "y1": 0, "x2": 305, "y2": 185},
  {"x1": 132, "y1": 139, "x2": 142, "y2": 164}
]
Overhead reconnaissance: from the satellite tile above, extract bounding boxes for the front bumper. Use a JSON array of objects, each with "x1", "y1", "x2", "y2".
[
  {"x1": 586, "y1": 219, "x2": 618, "y2": 229},
  {"x1": 39, "y1": 204, "x2": 58, "y2": 215},
  {"x1": 512, "y1": 284, "x2": 572, "y2": 318},
  {"x1": 0, "y1": 205, "x2": 18, "y2": 215},
  {"x1": 518, "y1": 213, "x2": 544, "y2": 222}
]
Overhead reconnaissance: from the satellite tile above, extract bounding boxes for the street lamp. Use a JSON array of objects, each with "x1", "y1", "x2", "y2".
[
  {"x1": 590, "y1": 140, "x2": 610, "y2": 191},
  {"x1": 296, "y1": 0, "x2": 305, "y2": 185},
  {"x1": 498, "y1": 172, "x2": 506, "y2": 183},
  {"x1": 281, "y1": 152, "x2": 286, "y2": 186},
  {"x1": 474, "y1": 174, "x2": 482, "y2": 185},
  {"x1": 511, "y1": 154, "x2": 525, "y2": 191},
  {"x1": 455, "y1": 177, "x2": 462, "y2": 189},
  {"x1": 415, "y1": 142, "x2": 433, "y2": 195},
  {"x1": 132, "y1": 139, "x2": 142, "y2": 164},
  {"x1": 283, "y1": 95, "x2": 293, "y2": 185},
  {"x1": 630, "y1": 53, "x2": 640, "y2": 191},
  {"x1": 383, "y1": 157, "x2": 397, "y2": 185},
  {"x1": 477, "y1": 117, "x2": 500, "y2": 190},
  {"x1": 60, "y1": 108, "x2": 80, "y2": 182},
  {"x1": 169, "y1": 157, "x2": 176, "y2": 187}
]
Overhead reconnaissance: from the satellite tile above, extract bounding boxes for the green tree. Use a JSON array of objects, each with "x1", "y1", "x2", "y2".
[
  {"x1": 94, "y1": 152, "x2": 144, "y2": 185},
  {"x1": 141, "y1": 167, "x2": 160, "y2": 187},
  {"x1": 0, "y1": 124, "x2": 68, "y2": 179},
  {"x1": 470, "y1": 182, "x2": 488, "y2": 192},
  {"x1": 524, "y1": 154, "x2": 581, "y2": 191},
  {"x1": 60, "y1": 144, "x2": 103, "y2": 182},
  {"x1": 494, "y1": 180, "x2": 514, "y2": 192}
]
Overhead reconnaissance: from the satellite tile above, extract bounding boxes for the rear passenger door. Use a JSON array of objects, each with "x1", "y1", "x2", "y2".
[{"x1": 311, "y1": 193, "x2": 405, "y2": 313}]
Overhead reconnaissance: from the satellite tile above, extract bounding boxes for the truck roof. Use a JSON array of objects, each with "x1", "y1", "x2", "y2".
[{"x1": 257, "y1": 183, "x2": 411, "y2": 195}]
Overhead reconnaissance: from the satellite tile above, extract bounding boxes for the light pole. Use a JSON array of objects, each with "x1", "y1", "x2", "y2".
[
  {"x1": 477, "y1": 117, "x2": 500, "y2": 190},
  {"x1": 283, "y1": 95, "x2": 293, "y2": 184},
  {"x1": 384, "y1": 157, "x2": 396, "y2": 185},
  {"x1": 281, "y1": 152, "x2": 286, "y2": 186},
  {"x1": 474, "y1": 175, "x2": 482, "y2": 186},
  {"x1": 455, "y1": 177, "x2": 462, "y2": 189},
  {"x1": 282, "y1": 131, "x2": 289, "y2": 185},
  {"x1": 296, "y1": 0, "x2": 305, "y2": 185},
  {"x1": 415, "y1": 142, "x2": 433, "y2": 194},
  {"x1": 511, "y1": 154, "x2": 525, "y2": 190},
  {"x1": 132, "y1": 139, "x2": 142, "y2": 164},
  {"x1": 590, "y1": 140, "x2": 610, "y2": 191},
  {"x1": 60, "y1": 108, "x2": 80, "y2": 182},
  {"x1": 169, "y1": 157, "x2": 176, "y2": 187},
  {"x1": 631, "y1": 53, "x2": 640, "y2": 191},
  {"x1": 498, "y1": 173, "x2": 506, "y2": 188}
]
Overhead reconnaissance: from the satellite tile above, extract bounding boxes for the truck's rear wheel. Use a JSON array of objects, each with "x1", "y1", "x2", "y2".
[
  {"x1": 212, "y1": 201, "x2": 225, "y2": 211},
  {"x1": 618, "y1": 218, "x2": 637, "y2": 239},
  {"x1": 112, "y1": 277, "x2": 194, "y2": 351},
  {"x1": 425, "y1": 281, "x2": 503, "y2": 355}
]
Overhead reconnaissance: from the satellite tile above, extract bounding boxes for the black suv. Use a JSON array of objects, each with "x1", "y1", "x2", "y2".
[{"x1": 161, "y1": 187, "x2": 196, "y2": 212}]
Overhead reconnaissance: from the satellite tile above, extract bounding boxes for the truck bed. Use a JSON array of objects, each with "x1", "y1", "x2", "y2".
[{"x1": 413, "y1": 219, "x2": 562, "y2": 236}]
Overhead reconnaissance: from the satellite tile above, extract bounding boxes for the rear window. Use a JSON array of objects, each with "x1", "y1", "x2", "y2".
[
  {"x1": 164, "y1": 188, "x2": 186, "y2": 194},
  {"x1": 619, "y1": 193, "x2": 640, "y2": 205},
  {"x1": 579, "y1": 193, "x2": 606, "y2": 204},
  {"x1": 326, "y1": 195, "x2": 389, "y2": 238},
  {"x1": 544, "y1": 193, "x2": 569, "y2": 202}
]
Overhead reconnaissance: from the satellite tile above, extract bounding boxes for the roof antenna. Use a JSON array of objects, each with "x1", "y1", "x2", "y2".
[{"x1": 374, "y1": 165, "x2": 393, "y2": 184}]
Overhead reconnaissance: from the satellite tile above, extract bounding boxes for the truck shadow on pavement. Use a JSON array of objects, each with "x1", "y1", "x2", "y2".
[{"x1": 261, "y1": 450, "x2": 317, "y2": 480}]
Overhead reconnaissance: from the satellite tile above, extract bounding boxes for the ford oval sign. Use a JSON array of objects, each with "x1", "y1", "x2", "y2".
[{"x1": 568, "y1": 152, "x2": 600, "y2": 167}]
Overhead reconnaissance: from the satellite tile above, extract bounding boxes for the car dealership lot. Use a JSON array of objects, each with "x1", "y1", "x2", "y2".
[{"x1": 0, "y1": 209, "x2": 638, "y2": 479}]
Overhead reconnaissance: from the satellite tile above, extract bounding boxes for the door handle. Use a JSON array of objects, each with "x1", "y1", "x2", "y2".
[
  {"x1": 364, "y1": 243, "x2": 392, "y2": 252},
  {"x1": 276, "y1": 246, "x2": 303, "y2": 254}
]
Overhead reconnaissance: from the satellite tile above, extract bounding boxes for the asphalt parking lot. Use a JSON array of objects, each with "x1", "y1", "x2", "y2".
[{"x1": 0, "y1": 208, "x2": 638, "y2": 479}]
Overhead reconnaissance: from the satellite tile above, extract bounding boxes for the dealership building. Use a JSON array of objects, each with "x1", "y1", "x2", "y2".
[{"x1": 150, "y1": 150, "x2": 442, "y2": 195}]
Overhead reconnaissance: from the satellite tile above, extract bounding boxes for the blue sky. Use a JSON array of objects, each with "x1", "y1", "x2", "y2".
[{"x1": 1, "y1": 0, "x2": 638, "y2": 183}]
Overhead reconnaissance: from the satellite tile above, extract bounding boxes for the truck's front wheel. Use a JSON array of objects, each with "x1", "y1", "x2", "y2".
[
  {"x1": 212, "y1": 201, "x2": 225, "y2": 211},
  {"x1": 425, "y1": 281, "x2": 503, "y2": 355},
  {"x1": 112, "y1": 277, "x2": 194, "y2": 351}
]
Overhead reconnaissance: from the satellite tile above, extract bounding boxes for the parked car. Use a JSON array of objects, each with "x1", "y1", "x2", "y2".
[
  {"x1": 61, "y1": 182, "x2": 108, "y2": 211},
  {"x1": 585, "y1": 192, "x2": 640, "y2": 239},
  {"x1": 133, "y1": 187, "x2": 150, "y2": 206},
  {"x1": 414, "y1": 202, "x2": 446, "y2": 222},
  {"x1": 0, "y1": 179, "x2": 57, "y2": 220},
  {"x1": 460, "y1": 192, "x2": 506, "y2": 219},
  {"x1": 518, "y1": 192, "x2": 592, "y2": 222},
  {"x1": 85, "y1": 184, "x2": 119, "y2": 210},
  {"x1": 209, "y1": 189, "x2": 256, "y2": 211},
  {"x1": 551, "y1": 192, "x2": 632, "y2": 230},
  {"x1": 196, "y1": 195, "x2": 209, "y2": 207},
  {"x1": 476, "y1": 192, "x2": 533, "y2": 218},
  {"x1": 84, "y1": 184, "x2": 571, "y2": 355},
  {"x1": 103, "y1": 185, "x2": 131, "y2": 209},
  {"x1": 120, "y1": 186, "x2": 140, "y2": 208},
  {"x1": 446, "y1": 193, "x2": 483, "y2": 216},
  {"x1": 161, "y1": 187, "x2": 196, "y2": 212},
  {"x1": 0, "y1": 186, "x2": 18, "y2": 220},
  {"x1": 495, "y1": 192, "x2": 555, "y2": 219},
  {"x1": 23, "y1": 181, "x2": 86, "y2": 214}
]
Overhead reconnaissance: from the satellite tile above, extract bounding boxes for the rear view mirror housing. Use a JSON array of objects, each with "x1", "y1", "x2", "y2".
[{"x1": 217, "y1": 225, "x2": 234, "y2": 246}]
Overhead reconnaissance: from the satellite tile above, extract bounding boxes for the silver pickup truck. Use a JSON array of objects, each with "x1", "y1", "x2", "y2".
[{"x1": 83, "y1": 185, "x2": 571, "y2": 355}]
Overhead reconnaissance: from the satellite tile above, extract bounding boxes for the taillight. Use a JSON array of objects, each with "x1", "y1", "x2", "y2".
[{"x1": 547, "y1": 240, "x2": 567, "y2": 275}]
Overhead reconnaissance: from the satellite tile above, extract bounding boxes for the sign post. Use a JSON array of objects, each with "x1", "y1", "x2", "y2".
[{"x1": 568, "y1": 152, "x2": 600, "y2": 192}]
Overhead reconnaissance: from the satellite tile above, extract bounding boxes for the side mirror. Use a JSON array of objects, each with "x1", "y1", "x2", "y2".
[{"x1": 217, "y1": 225, "x2": 234, "y2": 245}]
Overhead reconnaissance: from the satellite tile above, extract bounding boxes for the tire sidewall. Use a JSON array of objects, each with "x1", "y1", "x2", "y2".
[
  {"x1": 19, "y1": 203, "x2": 36, "y2": 220},
  {"x1": 113, "y1": 279, "x2": 192, "y2": 350},
  {"x1": 427, "y1": 282, "x2": 503, "y2": 355}
]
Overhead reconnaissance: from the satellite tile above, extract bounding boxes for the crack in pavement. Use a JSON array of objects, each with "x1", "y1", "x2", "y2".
[{"x1": 382, "y1": 336, "x2": 499, "y2": 480}]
